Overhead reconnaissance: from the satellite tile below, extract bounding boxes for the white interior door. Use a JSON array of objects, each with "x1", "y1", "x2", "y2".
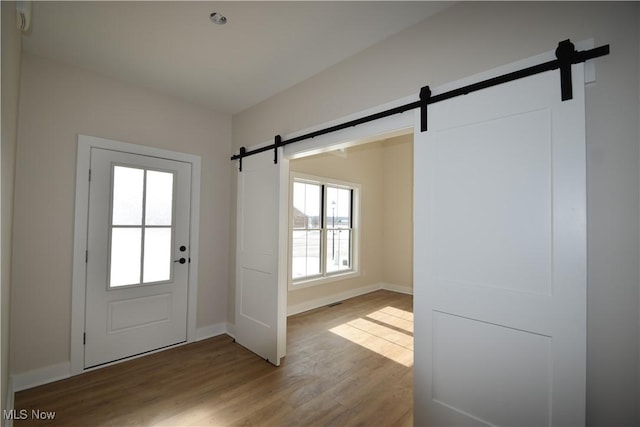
[
  {"x1": 235, "y1": 149, "x2": 287, "y2": 365},
  {"x1": 85, "y1": 148, "x2": 191, "y2": 368},
  {"x1": 414, "y1": 65, "x2": 586, "y2": 426}
]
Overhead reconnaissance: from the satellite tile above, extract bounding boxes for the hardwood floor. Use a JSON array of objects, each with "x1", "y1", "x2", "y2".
[{"x1": 14, "y1": 290, "x2": 413, "y2": 426}]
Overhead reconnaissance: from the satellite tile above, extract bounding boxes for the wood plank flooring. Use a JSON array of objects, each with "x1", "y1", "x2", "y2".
[{"x1": 14, "y1": 290, "x2": 413, "y2": 426}]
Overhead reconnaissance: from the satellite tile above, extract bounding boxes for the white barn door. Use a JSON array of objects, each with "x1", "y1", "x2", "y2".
[
  {"x1": 414, "y1": 65, "x2": 586, "y2": 426},
  {"x1": 235, "y1": 148, "x2": 287, "y2": 365}
]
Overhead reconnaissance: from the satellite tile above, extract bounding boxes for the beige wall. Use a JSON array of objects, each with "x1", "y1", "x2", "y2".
[
  {"x1": 381, "y1": 134, "x2": 413, "y2": 289},
  {"x1": 232, "y1": 2, "x2": 640, "y2": 425},
  {"x1": 287, "y1": 134, "x2": 412, "y2": 308},
  {"x1": 10, "y1": 54, "x2": 232, "y2": 375},
  {"x1": 1, "y1": 0, "x2": 22, "y2": 419}
]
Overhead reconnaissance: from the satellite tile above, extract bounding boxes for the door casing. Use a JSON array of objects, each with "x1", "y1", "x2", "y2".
[{"x1": 71, "y1": 134, "x2": 201, "y2": 375}]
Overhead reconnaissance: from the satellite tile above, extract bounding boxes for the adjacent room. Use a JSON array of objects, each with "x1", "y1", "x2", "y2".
[
  {"x1": 287, "y1": 135, "x2": 414, "y2": 315},
  {"x1": 2, "y1": 2, "x2": 638, "y2": 427}
]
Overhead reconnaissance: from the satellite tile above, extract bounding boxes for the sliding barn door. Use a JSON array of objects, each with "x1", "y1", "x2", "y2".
[
  {"x1": 414, "y1": 65, "x2": 586, "y2": 426},
  {"x1": 235, "y1": 149, "x2": 287, "y2": 365}
]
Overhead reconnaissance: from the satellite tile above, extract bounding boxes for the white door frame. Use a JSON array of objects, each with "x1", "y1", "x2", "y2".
[{"x1": 70, "y1": 134, "x2": 202, "y2": 375}]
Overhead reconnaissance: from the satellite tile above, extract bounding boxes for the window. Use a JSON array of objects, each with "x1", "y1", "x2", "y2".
[
  {"x1": 291, "y1": 173, "x2": 359, "y2": 286},
  {"x1": 109, "y1": 165, "x2": 175, "y2": 287}
]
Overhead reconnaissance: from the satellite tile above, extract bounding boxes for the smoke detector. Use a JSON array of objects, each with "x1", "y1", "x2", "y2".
[{"x1": 209, "y1": 12, "x2": 227, "y2": 25}]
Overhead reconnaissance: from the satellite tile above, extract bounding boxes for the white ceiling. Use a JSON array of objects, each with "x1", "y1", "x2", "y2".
[{"x1": 22, "y1": 1, "x2": 453, "y2": 114}]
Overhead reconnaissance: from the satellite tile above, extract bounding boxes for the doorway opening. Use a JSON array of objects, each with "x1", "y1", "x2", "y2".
[{"x1": 285, "y1": 131, "x2": 415, "y2": 372}]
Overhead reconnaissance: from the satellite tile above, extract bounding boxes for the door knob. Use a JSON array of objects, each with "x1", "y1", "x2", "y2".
[{"x1": 174, "y1": 257, "x2": 186, "y2": 264}]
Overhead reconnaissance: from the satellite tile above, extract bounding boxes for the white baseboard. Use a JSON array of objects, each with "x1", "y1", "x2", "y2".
[
  {"x1": 195, "y1": 323, "x2": 229, "y2": 341},
  {"x1": 287, "y1": 283, "x2": 380, "y2": 316},
  {"x1": 10, "y1": 325, "x2": 232, "y2": 393},
  {"x1": 380, "y1": 282, "x2": 413, "y2": 295},
  {"x1": 11, "y1": 362, "x2": 70, "y2": 393},
  {"x1": 225, "y1": 323, "x2": 235, "y2": 339},
  {"x1": 288, "y1": 282, "x2": 413, "y2": 316}
]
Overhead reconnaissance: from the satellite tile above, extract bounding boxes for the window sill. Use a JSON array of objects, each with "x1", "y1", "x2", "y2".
[{"x1": 289, "y1": 270, "x2": 360, "y2": 291}]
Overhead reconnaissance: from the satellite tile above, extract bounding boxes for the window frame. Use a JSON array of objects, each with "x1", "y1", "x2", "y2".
[
  {"x1": 107, "y1": 163, "x2": 178, "y2": 289},
  {"x1": 289, "y1": 172, "x2": 361, "y2": 290}
]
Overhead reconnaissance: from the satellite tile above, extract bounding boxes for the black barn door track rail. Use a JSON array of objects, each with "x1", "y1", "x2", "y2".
[{"x1": 231, "y1": 39, "x2": 610, "y2": 171}]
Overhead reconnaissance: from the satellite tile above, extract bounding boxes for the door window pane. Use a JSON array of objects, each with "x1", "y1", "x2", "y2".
[
  {"x1": 143, "y1": 228, "x2": 172, "y2": 283},
  {"x1": 110, "y1": 228, "x2": 142, "y2": 287},
  {"x1": 145, "y1": 170, "x2": 174, "y2": 226},
  {"x1": 292, "y1": 230, "x2": 321, "y2": 279},
  {"x1": 109, "y1": 165, "x2": 176, "y2": 288},
  {"x1": 112, "y1": 166, "x2": 144, "y2": 225}
]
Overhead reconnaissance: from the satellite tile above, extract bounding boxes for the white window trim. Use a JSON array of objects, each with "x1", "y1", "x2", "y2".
[{"x1": 288, "y1": 172, "x2": 361, "y2": 290}]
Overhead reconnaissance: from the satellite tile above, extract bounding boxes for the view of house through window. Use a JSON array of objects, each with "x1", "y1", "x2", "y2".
[{"x1": 292, "y1": 175, "x2": 357, "y2": 282}]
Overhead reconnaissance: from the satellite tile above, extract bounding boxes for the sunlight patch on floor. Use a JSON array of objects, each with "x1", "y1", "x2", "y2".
[
  {"x1": 151, "y1": 407, "x2": 228, "y2": 427},
  {"x1": 366, "y1": 306, "x2": 414, "y2": 333},
  {"x1": 329, "y1": 307, "x2": 413, "y2": 367}
]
